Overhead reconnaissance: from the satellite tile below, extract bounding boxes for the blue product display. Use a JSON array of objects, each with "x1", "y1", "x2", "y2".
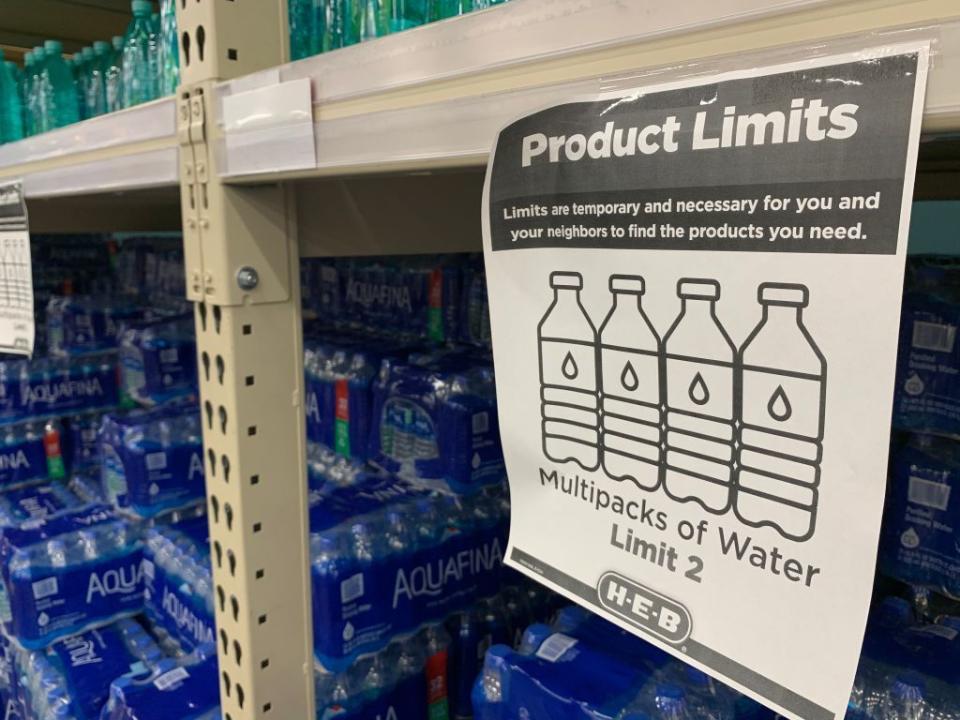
[
  {"x1": 310, "y1": 474, "x2": 508, "y2": 671},
  {"x1": 142, "y1": 516, "x2": 214, "y2": 655},
  {"x1": 99, "y1": 404, "x2": 204, "y2": 519},
  {"x1": 46, "y1": 297, "x2": 145, "y2": 358},
  {"x1": 879, "y1": 433, "x2": 959, "y2": 597},
  {"x1": 118, "y1": 316, "x2": 197, "y2": 406},
  {"x1": 458, "y1": 256, "x2": 491, "y2": 347},
  {"x1": 316, "y1": 624, "x2": 451, "y2": 720},
  {"x1": 893, "y1": 257, "x2": 960, "y2": 435},
  {"x1": 100, "y1": 642, "x2": 220, "y2": 720},
  {"x1": 307, "y1": 442, "x2": 365, "y2": 492},
  {"x1": 64, "y1": 412, "x2": 108, "y2": 476},
  {"x1": 13, "y1": 617, "x2": 163, "y2": 720},
  {"x1": 0, "y1": 504, "x2": 144, "y2": 649},
  {"x1": 0, "y1": 421, "x2": 63, "y2": 491},
  {"x1": 0, "y1": 483, "x2": 82, "y2": 528},
  {"x1": 369, "y1": 352, "x2": 503, "y2": 493},
  {"x1": 0, "y1": 354, "x2": 119, "y2": 425}
]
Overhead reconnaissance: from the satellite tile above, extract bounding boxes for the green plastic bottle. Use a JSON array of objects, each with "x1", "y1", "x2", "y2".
[
  {"x1": 42, "y1": 40, "x2": 80, "y2": 129},
  {"x1": 159, "y1": 0, "x2": 180, "y2": 94},
  {"x1": 359, "y1": 0, "x2": 389, "y2": 41},
  {"x1": 106, "y1": 36, "x2": 124, "y2": 113},
  {"x1": 431, "y1": 0, "x2": 473, "y2": 21},
  {"x1": 149, "y1": 13, "x2": 162, "y2": 90},
  {"x1": 0, "y1": 52, "x2": 25, "y2": 143},
  {"x1": 391, "y1": 0, "x2": 428, "y2": 32},
  {"x1": 122, "y1": 0, "x2": 159, "y2": 108},
  {"x1": 86, "y1": 41, "x2": 111, "y2": 118},
  {"x1": 29, "y1": 45, "x2": 48, "y2": 134},
  {"x1": 289, "y1": 0, "x2": 319, "y2": 60}
]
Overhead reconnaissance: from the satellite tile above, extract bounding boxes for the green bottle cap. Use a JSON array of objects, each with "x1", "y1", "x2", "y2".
[
  {"x1": 33, "y1": 45, "x2": 44, "y2": 57},
  {"x1": 82, "y1": 46, "x2": 95, "y2": 61},
  {"x1": 132, "y1": 0, "x2": 153, "y2": 15},
  {"x1": 24, "y1": 51, "x2": 33, "y2": 65},
  {"x1": 113, "y1": 35, "x2": 124, "y2": 51},
  {"x1": 44, "y1": 40, "x2": 63, "y2": 54},
  {"x1": 94, "y1": 40, "x2": 111, "y2": 55}
]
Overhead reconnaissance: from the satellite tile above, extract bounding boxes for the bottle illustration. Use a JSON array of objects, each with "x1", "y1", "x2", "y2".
[
  {"x1": 662, "y1": 279, "x2": 736, "y2": 513},
  {"x1": 736, "y1": 283, "x2": 825, "y2": 542},
  {"x1": 538, "y1": 272, "x2": 599, "y2": 471},
  {"x1": 598, "y1": 275, "x2": 662, "y2": 491}
]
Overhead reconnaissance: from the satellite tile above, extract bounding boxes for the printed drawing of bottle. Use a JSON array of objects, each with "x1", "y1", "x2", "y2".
[
  {"x1": 538, "y1": 272, "x2": 600, "y2": 471},
  {"x1": 663, "y1": 279, "x2": 736, "y2": 513},
  {"x1": 598, "y1": 275, "x2": 662, "y2": 491},
  {"x1": 735, "y1": 283, "x2": 826, "y2": 542}
]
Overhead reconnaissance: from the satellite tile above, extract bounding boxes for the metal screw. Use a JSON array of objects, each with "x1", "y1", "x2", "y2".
[{"x1": 237, "y1": 266, "x2": 259, "y2": 291}]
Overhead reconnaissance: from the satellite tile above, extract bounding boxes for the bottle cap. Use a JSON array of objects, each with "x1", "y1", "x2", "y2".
[
  {"x1": 677, "y1": 278, "x2": 720, "y2": 301},
  {"x1": 33, "y1": 46, "x2": 44, "y2": 56},
  {"x1": 94, "y1": 41, "x2": 111, "y2": 55},
  {"x1": 44, "y1": 40, "x2": 63, "y2": 54},
  {"x1": 24, "y1": 51, "x2": 32, "y2": 65},
  {"x1": 82, "y1": 46, "x2": 95, "y2": 60},
  {"x1": 549, "y1": 272, "x2": 582, "y2": 290},
  {"x1": 132, "y1": 0, "x2": 153, "y2": 15},
  {"x1": 759, "y1": 282, "x2": 808, "y2": 307},
  {"x1": 609, "y1": 274, "x2": 645, "y2": 295},
  {"x1": 113, "y1": 35, "x2": 125, "y2": 50}
]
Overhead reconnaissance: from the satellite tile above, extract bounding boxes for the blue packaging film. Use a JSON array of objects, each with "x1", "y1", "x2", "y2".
[
  {"x1": 118, "y1": 316, "x2": 197, "y2": 407},
  {"x1": 458, "y1": 257, "x2": 491, "y2": 348},
  {"x1": 307, "y1": 443, "x2": 365, "y2": 492},
  {"x1": 46, "y1": 297, "x2": 146, "y2": 358},
  {"x1": 369, "y1": 353, "x2": 504, "y2": 493},
  {"x1": 100, "y1": 643, "x2": 220, "y2": 720},
  {"x1": 0, "y1": 504, "x2": 144, "y2": 649},
  {"x1": 13, "y1": 617, "x2": 163, "y2": 720},
  {"x1": 63, "y1": 412, "x2": 108, "y2": 477},
  {"x1": 0, "y1": 354, "x2": 119, "y2": 425},
  {"x1": 893, "y1": 257, "x2": 960, "y2": 435},
  {"x1": 0, "y1": 421, "x2": 63, "y2": 492},
  {"x1": 0, "y1": 483, "x2": 83, "y2": 528},
  {"x1": 99, "y1": 404, "x2": 205, "y2": 519},
  {"x1": 142, "y1": 516, "x2": 214, "y2": 655},
  {"x1": 310, "y1": 474, "x2": 508, "y2": 671},
  {"x1": 879, "y1": 433, "x2": 960, "y2": 597}
]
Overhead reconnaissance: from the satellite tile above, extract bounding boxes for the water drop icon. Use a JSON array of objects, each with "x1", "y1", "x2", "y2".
[
  {"x1": 904, "y1": 372, "x2": 925, "y2": 397},
  {"x1": 561, "y1": 352, "x2": 579, "y2": 380},
  {"x1": 688, "y1": 373, "x2": 709, "y2": 405},
  {"x1": 767, "y1": 385, "x2": 793, "y2": 421},
  {"x1": 472, "y1": 452, "x2": 481, "y2": 469},
  {"x1": 901, "y1": 527, "x2": 920, "y2": 549},
  {"x1": 620, "y1": 362, "x2": 639, "y2": 391}
]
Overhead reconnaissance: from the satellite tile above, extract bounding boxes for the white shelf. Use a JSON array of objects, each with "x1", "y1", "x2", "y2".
[
  {"x1": 214, "y1": 0, "x2": 960, "y2": 181},
  {"x1": 0, "y1": 97, "x2": 178, "y2": 198}
]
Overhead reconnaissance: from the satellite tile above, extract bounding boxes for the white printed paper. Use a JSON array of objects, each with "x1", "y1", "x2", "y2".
[
  {"x1": 482, "y1": 45, "x2": 930, "y2": 720},
  {"x1": 0, "y1": 181, "x2": 33, "y2": 356}
]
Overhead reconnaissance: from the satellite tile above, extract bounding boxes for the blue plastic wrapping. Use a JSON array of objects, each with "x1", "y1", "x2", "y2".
[
  {"x1": 46, "y1": 297, "x2": 146, "y2": 358},
  {"x1": 0, "y1": 483, "x2": 83, "y2": 528},
  {"x1": 0, "y1": 421, "x2": 63, "y2": 491},
  {"x1": 142, "y1": 516, "x2": 214, "y2": 655},
  {"x1": 879, "y1": 432, "x2": 960, "y2": 599},
  {"x1": 309, "y1": 475, "x2": 508, "y2": 671},
  {"x1": 118, "y1": 316, "x2": 197, "y2": 407},
  {"x1": 13, "y1": 617, "x2": 163, "y2": 720},
  {"x1": 99, "y1": 404, "x2": 204, "y2": 519},
  {"x1": 0, "y1": 504, "x2": 144, "y2": 649}
]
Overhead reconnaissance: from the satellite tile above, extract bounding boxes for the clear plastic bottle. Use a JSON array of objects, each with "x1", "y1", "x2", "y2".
[
  {"x1": 41, "y1": 41, "x2": 80, "y2": 129},
  {"x1": 28, "y1": 46, "x2": 49, "y2": 135},
  {"x1": 359, "y1": 0, "x2": 390, "y2": 41},
  {"x1": 391, "y1": 0, "x2": 428, "y2": 31},
  {"x1": 431, "y1": 0, "x2": 473, "y2": 21},
  {"x1": 289, "y1": 0, "x2": 319, "y2": 60},
  {"x1": 880, "y1": 674, "x2": 928, "y2": 720},
  {"x1": 86, "y1": 42, "x2": 111, "y2": 118},
  {"x1": 81, "y1": 46, "x2": 96, "y2": 118},
  {"x1": 122, "y1": 0, "x2": 159, "y2": 108},
  {"x1": 106, "y1": 36, "x2": 125, "y2": 113},
  {"x1": 149, "y1": 13, "x2": 162, "y2": 91},
  {"x1": 21, "y1": 51, "x2": 35, "y2": 136},
  {"x1": 599, "y1": 275, "x2": 662, "y2": 491},
  {"x1": 159, "y1": 0, "x2": 180, "y2": 95},
  {"x1": 0, "y1": 55, "x2": 25, "y2": 143}
]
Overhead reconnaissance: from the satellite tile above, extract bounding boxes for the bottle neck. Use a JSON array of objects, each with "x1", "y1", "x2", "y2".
[
  {"x1": 680, "y1": 297, "x2": 714, "y2": 320},
  {"x1": 611, "y1": 292, "x2": 642, "y2": 312},
  {"x1": 764, "y1": 304, "x2": 801, "y2": 324}
]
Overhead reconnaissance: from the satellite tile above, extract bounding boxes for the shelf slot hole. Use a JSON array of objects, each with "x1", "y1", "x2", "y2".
[
  {"x1": 213, "y1": 540, "x2": 222, "y2": 567},
  {"x1": 221, "y1": 454, "x2": 231, "y2": 483},
  {"x1": 196, "y1": 25, "x2": 206, "y2": 62},
  {"x1": 250, "y1": 474, "x2": 259, "y2": 486},
  {"x1": 236, "y1": 684, "x2": 245, "y2": 709},
  {"x1": 233, "y1": 641, "x2": 242, "y2": 666},
  {"x1": 227, "y1": 550, "x2": 236, "y2": 576},
  {"x1": 230, "y1": 595, "x2": 239, "y2": 622},
  {"x1": 210, "y1": 496, "x2": 219, "y2": 524},
  {"x1": 181, "y1": 31, "x2": 190, "y2": 66},
  {"x1": 216, "y1": 585, "x2": 225, "y2": 612},
  {"x1": 224, "y1": 503, "x2": 233, "y2": 531},
  {"x1": 222, "y1": 672, "x2": 231, "y2": 697},
  {"x1": 201, "y1": 352, "x2": 210, "y2": 381},
  {"x1": 197, "y1": 303, "x2": 206, "y2": 331},
  {"x1": 245, "y1": 375, "x2": 254, "y2": 387},
  {"x1": 215, "y1": 355, "x2": 225, "y2": 384},
  {"x1": 207, "y1": 448, "x2": 216, "y2": 477},
  {"x1": 213, "y1": 305, "x2": 221, "y2": 333},
  {"x1": 204, "y1": 401, "x2": 213, "y2": 430},
  {"x1": 219, "y1": 406, "x2": 228, "y2": 434},
  {"x1": 219, "y1": 629, "x2": 228, "y2": 654}
]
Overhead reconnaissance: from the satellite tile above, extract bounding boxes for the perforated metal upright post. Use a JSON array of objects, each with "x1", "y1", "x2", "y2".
[{"x1": 174, "y1": 2, "x2": 315, "y2": 719}]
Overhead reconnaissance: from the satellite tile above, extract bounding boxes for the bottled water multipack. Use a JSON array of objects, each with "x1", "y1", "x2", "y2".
[
  {"x1": 0, "y1": 483, "x2": 82, "y2": 528},
  {"x1": 46, "y1": 297, "x2": 145, "y2": 358},
  {"x1": 316, "y1": 624, "x2": 451, "y2": 720},
  {"x1": 118, "y1": 315, "x2": 197, "y2": 406},
  {"x1": 0, "y1": 354, "x2": 119, "y2": 425},
  {"x1": 369, "y1": 352, "x2": 504, "y2": 494},
  {"x1": 879, "y1": 433, "x2": 959, "y2": 597},
  {"x1": 62, "y1": 412, "x2": 108, "y2": 477},
  {"x1": 0, "y1": 504, "x2": 144, "y2": 649},
  {"x1": 12, "y1": 617, "x2": 163, "y2": 720},
  {"x1": 142, "y1": 516, "x2": 214, "y2": 655},
  {"x1": 99, "y1": 404, "x2": 204, "y2": 519},
  {"x1": 307, "y1": 443, "x2": 365, "y2": 492},
  {"x1": 458, "y1": 256, "x2": 491, "y2": 348},
  {"x1": 100, "y1": 642, "x2": 220, "y2": 720},
  {"x1": 0, "y1": 421, "x2": 65, "y2": 492},
  {"x1": 473, "y1": 605, "x2": 760, "y2": 720},
  {"x1": 309, "y1": 474, "x2": 508, "y2": 671},
  {"x1": 893, "y1": 257, "x2": 960, "y2": 436}
]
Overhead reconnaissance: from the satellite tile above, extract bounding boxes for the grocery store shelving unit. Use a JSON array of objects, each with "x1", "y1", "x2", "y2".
[{"x1": 1, "y1": 0, "x2": 959, "y2": 718}]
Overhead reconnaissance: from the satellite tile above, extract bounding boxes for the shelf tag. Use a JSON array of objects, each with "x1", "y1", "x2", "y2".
[{"x1": 0, "y1": 181, "x2": 33, "y2": 357}]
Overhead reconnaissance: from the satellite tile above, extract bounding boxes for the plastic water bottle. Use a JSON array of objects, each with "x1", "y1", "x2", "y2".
[
  {"x1": 431, "y1": 0, "x2": 474, "y2": 20},
  {"x1": 159, "y1": 0, "x2": 180, "y2": 95},
  {"x1": 326, "y1": 0, "x2": 361, "y2": 49},
  {"x1": 29, "y1": 45, "x2": 49, "y2": 134},
  {"x1": 663, "y1": 279, "x2": 736, "y2": 514},
  {"x1": 86, "y1": 41, "x2": 111, "y2": 118},
  {"x1": 122, "y1": 0, "x2": 159, "y2": 108},
  {"x1": 149, "y1": 13, "x2": 163, "y2": 88},
  {"x1": 106, "y1": 36, "x2": 124, "y2": 112},
  {"x1": 81, "y1": 46, "x2": 97, "y2": 118},
  {"x1": 880, "y1": 674, "x2": 928, "y2": 720},
  {"x1": 736, "y1": 283, "x2": 825, "y2": 541},
  {"x1": 289, "y1": 0, "x2": 319, "y2": 60},
  {"x1": 42, "y1": 41, "x2": 80, "y2": 129},
  {"x1": 360, "y1": 0, "x2": 390, "y2": 41},
  {"x1": 21, "y1": 51, "x2": 35, "y2": 136},
  {"x1": 538, "y1": 272, "x2": 600, "y2": 471},
  {"x1": 0, "y1": 55, "x2": 24, "y2": 143},
  {"x1": 599, "y1": 275, "x2": 662, "y2": 491},
  {"x1": 392, "y1": 0, "x2": 428, "y2": 31}
]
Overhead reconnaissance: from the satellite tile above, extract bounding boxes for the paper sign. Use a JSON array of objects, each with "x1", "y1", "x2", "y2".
[
  {"x1": 482, "y1": 45, "x2": 929, "y2": 720},
  {"x1": 0, "y1": 181, "x2": 33, "y2": 356}
]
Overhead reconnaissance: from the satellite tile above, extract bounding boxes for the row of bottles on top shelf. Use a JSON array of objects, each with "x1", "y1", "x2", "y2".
[
  {"x1": 289, "y1": 0, "x2": 511, "y2": 60},
  {"x1": 0, "y1": 0, "x2": 179, "y2": 145}
]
